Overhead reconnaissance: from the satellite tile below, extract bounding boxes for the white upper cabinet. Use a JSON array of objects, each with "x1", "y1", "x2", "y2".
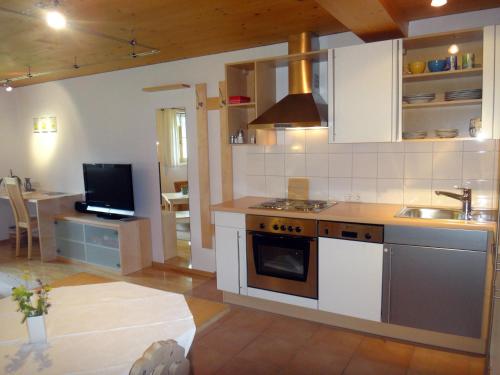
[{"x1": 329, "y1": 39, "x2": 401, "y2": 143}]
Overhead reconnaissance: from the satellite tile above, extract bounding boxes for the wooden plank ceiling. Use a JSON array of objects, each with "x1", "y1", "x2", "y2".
[{"x1": 1, "y1": 0, "x2": 499, "y2": 87}]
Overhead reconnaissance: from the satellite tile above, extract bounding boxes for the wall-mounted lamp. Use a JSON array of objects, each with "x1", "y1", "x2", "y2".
[{"x1": 33, "y1": 117, "x2": 57, "y2": 133}]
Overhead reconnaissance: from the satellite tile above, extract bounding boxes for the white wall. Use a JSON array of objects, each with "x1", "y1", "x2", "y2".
[
  {"x1": 0, "y1": 91, "x2": 19, "y2": 238},
  {"x1": 1, "y1": 8, "x2": 499, "y2": 271}
]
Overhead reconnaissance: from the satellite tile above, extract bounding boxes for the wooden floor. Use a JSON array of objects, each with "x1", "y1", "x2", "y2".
[{"x1": 0, "y1": 241, "x2": 488, "y2": 374}]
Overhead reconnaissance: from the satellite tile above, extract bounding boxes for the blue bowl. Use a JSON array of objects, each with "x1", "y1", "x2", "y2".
[{"x1": 428, "y1": 59, "x2": 447, "y2": 72}]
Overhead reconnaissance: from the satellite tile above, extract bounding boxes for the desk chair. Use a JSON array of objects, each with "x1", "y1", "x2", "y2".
[{"x1": 4, "y1": 177, "x2": 37, "y2": 260}]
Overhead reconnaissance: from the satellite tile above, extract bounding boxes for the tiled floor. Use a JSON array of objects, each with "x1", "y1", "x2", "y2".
[
  {"x1": 0, "y1": 241, "x2": 487, "y2": 374},
  {"x1": 190, "y1": 308, "x2": 486, "y2": 375}
]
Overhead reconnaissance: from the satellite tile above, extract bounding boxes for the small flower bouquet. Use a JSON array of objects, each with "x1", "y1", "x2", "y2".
[{"x1": 12, "y1": 274, "x2": 51, "y2": 343}]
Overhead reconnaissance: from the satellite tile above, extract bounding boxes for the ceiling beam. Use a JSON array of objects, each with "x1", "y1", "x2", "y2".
[{"x1": 315, "y1": 0, "x2": 408, "y2": 42}]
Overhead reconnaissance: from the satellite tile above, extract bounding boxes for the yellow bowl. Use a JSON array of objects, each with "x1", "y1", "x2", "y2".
[{"x1": 409, "y1": 61, "x2": 426, "y2": 74}]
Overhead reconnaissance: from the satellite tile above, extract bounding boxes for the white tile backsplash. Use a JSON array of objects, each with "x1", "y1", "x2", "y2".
[
  {"x1": 405, "y1": 142, "x2": 433, "y2": 153},
  {"x1": 463, "y1": 139, "x2": 496, "y2": 152},
  {"x1": 404, "y1": 179, "x2": 432, "y2": 206},
  {"x1": 463, "y1": 151, "x2": 495, "y2": 180},
  {"x1": 329, "y1": 153, "x2": 352, "y2": 178},
  {"x1": 285, "y1": 154, "x2": 306, "y2": 177},
  {"x1": 285, "y1": 129, "x2": 305, "y2": 153},
  {"x1": 432, "y1": 152, "x2": 462, "y2": 180},
  {"x1": 405, "y1": 153, "x2": 433, "y2": 179},
  {"x1": 265, "y1": 176, "x2": 285, "y2": 198},
  {"x1": 353, "y1": 153, "x2": 378, "y2": 178},
  {"x1": 353, "y1": 143, "x2": 378, "y2": 153},
  {"x1": 308, "y1": 177, "x2": 329, "y2": 200},
  {"x1": 329, "y1": 178, "x2": 352, "y2": 201},
  {"x1": 352, "y1": 178, "x2": 377, "y2": 203},
  {"x1": 246, "y1": 175, "x2": 266, "y2": 197},
  {"x1": 265, "y1": 154, "x2": 285, "y2": 176},
  {"x1": 377, "y1": 179, "x2": 404, "y2": 204},
  {"x1": 246, "y1": 154, "x2": 265, "y2": 175},
  {"x1": 433, "y1": 141, "x2": 463, "y2": 152},
  {"x1": 305, "y1": 128, "x2": 329, "y2": 154},
  {"x1": 237, "y1": 135, "x2": 499, "y2": 209},
  {"x1": 378, "y1": 142, "x2": 404, "y2": 153},
  {"x1": 329, "y1": 143, "x2": 353, "y2": 153},
  {"x1": 306, "y1": 153, "x2": 329, "y2": 177},
  {"x1": 378, "y1": 153, "x2": 404, "y2": 179}
]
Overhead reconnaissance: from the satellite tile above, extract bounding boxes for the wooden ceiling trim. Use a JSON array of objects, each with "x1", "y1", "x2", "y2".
[{"x1": 314, "y1": 0, "x2": 408, "y2": 42}]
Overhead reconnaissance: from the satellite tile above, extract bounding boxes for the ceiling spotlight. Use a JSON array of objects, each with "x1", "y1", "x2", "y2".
[
  {"x1": 431, "y1": 0, "x2": 447, "y2": 7},
  {"x1": 3, "y1": 81, "x2": 13, "y2": 92},
  {"x1": 448, "y1": 44, "x2": 459, "y2": 54},
  {"x1": 46, "y1": 10, "x2": 66, "y2": 29}
]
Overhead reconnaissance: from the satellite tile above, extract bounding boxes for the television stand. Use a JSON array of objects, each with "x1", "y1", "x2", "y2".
[
  {"x1": 96, "y1": 212, "x2": 131, "y2": 220},
  {"x1": 53, "y1": 213, "x2": 152, "y2": 275}
]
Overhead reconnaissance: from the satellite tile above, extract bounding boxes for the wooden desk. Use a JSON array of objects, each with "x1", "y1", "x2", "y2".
[
  {"x1": 162, "y1": 192, "x2": 189, "y2": 211},
  {"x1": 0, "y1": 282, "x2": 195, "y2": 374},
  {"x1": 0, "y1": 191, "x2": 82, "y2": 261}
]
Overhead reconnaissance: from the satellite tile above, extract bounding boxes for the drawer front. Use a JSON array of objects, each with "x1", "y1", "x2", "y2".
[
  {"x1": 214, "y1": 211, "x2": 245, "y2": 228},
  {"x1": 55, "y1": 221, "x2": 84, "y2": 242},
  {"x1": 86, "y1": 244, "x2": 121, "y2": 269},
  {"x1": 85, "y1": 226, "x2": 119, "y2": 249},
  {"x1": 56, "y1": 238, "x2": 86, "y2": 261}
]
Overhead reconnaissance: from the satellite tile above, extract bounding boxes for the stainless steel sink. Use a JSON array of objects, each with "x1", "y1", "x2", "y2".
[{"x1": 396, "y1": 207, "x2": 497, "y2": 222}]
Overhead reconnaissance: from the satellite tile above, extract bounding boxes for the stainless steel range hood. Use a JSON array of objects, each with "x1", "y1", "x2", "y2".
[{"x1": 249, "y1": 32, "x2": 327, "y2": 129}]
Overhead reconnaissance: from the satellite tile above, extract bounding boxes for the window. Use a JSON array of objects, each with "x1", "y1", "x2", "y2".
[{"x1": 174, "y1": 112, "x2": 187, "y2": 165}]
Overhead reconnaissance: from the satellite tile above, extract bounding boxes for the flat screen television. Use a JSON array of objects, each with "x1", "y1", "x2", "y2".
[{"x1": 83, "y1": 163, "x2": 135, "y2": 219}]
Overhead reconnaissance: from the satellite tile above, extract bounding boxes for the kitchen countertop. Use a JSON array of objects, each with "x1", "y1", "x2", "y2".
[{"x1": 211, "y1": 196, "x2": 497, "y2": 232}]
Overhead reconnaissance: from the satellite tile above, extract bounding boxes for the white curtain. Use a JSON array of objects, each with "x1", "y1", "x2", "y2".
[{"x1": 156, "y1": 109, "x2": 178, "y2": 168}]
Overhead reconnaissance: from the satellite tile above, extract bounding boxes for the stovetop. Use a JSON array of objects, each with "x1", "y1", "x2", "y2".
[{"x1": 250, "y1": 198, "x2": 336, "y2": 213}]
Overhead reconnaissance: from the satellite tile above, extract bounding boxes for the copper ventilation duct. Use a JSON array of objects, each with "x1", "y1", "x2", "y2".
[{"x1": 249, "y1": 32, "x2": 327, "y2": 129}]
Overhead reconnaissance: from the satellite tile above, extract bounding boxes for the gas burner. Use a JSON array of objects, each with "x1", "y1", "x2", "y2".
[{"x1": 251, "y1": 199, "x2": 336, "y2": 213}]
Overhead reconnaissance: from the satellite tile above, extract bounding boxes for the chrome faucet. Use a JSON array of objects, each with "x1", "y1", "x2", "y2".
[{"x1": 435, "y1": 187, "x2": 472, "y2": 219}]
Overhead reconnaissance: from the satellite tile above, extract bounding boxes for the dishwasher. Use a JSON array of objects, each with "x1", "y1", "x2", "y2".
[{"x1": 382, "y1": 225, "x2": 491, "y2": 338}]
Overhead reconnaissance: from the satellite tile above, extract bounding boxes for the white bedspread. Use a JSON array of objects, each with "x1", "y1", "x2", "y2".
[{"x1": 0, "y1": 282, "x2": 196, "y2": 374}]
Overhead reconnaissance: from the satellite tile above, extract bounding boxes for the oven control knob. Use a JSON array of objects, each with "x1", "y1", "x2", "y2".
[
  {"x1": 280, "y1": 225, "x2": 286, "y2": 231},
  {"x1": 288, "y1": 226, "x2": 294, "y2": 232},
  {"x1": 295, "y1": 226, "x2": 302, "y2": 233},
  {"x1": 365, "y1": 233, "x2": 372, "y2": 240},
  {"x1": 273, "y1": 224, "x2": 279, "y2": 230},
  {"x1": 259, "y1": 223, "x2": 265, "y2": 229}
]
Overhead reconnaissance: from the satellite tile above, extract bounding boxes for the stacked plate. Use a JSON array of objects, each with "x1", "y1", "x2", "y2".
[
  {"x1": 435, "y1": 128, "x2": 459, "y2": 138},
  {"x1": 403, "y1": 93, "x2": 436, "y2": 104},
  {"x1": 403, "y1": 130, "x2": 427, "y2": 139},
  {"x1": 444, "y1": 89, "x2": 482, "y2": 101}
]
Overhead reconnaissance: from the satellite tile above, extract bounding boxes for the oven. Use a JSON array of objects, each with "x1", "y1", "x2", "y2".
[{"x1": 246, "y1": 215, "x2": 318, "y2": 299}]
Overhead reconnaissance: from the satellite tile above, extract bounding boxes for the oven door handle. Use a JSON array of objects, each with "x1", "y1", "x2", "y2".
[{"x1": 249, "y1": 232, "x2": 317, "y2": 242}]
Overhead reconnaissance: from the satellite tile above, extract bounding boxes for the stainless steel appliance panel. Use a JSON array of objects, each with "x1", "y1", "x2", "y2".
[
  {"x1": 385, "y1": 225, "x2": 489, "y2": 251},
  {"x1": 382, "y1": 244, "x2": 486, "y2": 337},
  {"x1": 319, "y1": 221, "x2": 384, "y2": 243},
  {"x1": 246, "y1": 215, "x2": 317, "y2": 237},
  {"x1": 246, "y1": 215, "x2": 318, "y2": 300}
]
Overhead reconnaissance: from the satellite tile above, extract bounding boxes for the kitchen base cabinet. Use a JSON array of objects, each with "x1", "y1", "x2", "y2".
[
  {"x1": 383, "y1": 226, "x2": 490, "y2": 338},
  {"x1": 318, "y1": 237, "x2": 383, "y2": 321},
  {"x1": 214, "y1": 212, "x2": 246, "y2": 295}
]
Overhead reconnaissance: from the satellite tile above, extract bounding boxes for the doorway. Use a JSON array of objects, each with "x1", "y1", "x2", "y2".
[{"x1": 156, "y1": 108, "x2": 191, "y2": 268}]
